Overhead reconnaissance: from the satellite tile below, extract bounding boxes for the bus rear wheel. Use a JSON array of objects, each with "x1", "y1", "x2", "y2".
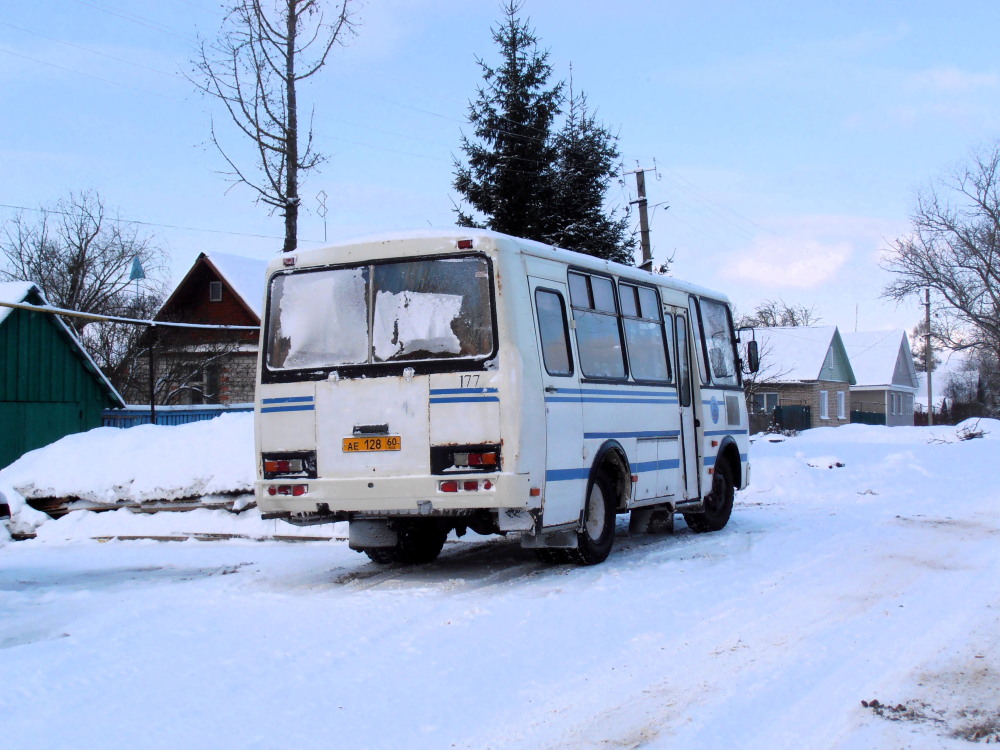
[
  {"x1": 684, "y1": 461, "x2": 734, "y2": 533},
  {"x1": 364, "y1": 522, "x2": 448, "y2": 565}
]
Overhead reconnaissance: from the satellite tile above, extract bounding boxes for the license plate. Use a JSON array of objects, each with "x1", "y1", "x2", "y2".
[{"x1": 342, "y1": 435, "x2": 402, "y2": 453}]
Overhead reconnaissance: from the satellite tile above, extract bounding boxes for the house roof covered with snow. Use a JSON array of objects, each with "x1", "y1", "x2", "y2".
[
  {"x1": 0, "y1": 281, "x2": 37, "y2": 327},
  {"x1": 756, "y1": 325, "x2": 856, "y2": 384},
  {"x1": 841, "y1": 330, "x2": 918, "y2": 391},
  {"x1": 156, "y1": 251, "x2": 269, "y2": 324},
  {"x1": 203, "y1": 252, "x2": 268, "y2": 319}
]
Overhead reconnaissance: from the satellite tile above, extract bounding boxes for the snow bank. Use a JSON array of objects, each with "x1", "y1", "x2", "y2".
[{"x1": 0, "y1": 412, "x2": 255, "y2": 506}]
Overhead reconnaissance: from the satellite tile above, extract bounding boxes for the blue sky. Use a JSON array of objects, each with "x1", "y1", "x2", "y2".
[{"x1": 3, "y1": 0, "x2": 1000, "y2": 333}]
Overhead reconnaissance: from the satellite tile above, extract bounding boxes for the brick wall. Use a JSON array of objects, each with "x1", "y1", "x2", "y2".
[{"x1": 768, "y1": 381, "x2": 852, "y2": 429}]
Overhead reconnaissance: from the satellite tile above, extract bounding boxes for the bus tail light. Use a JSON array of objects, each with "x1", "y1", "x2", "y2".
[
  {"x1": 267, "y1": 484, "x2": 308, "y2": 496},
  {"x1": 262, "y1": 452, "x2": 316, "y2": 479},
  {"x1": 430, "y1": 444, "x2": 501, "y2": 474},
  {"x1": 438, "y1": 479, "x2": 495, "y2": 493}
]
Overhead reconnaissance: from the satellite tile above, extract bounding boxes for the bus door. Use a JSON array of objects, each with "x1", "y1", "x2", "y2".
[
  {"x1": 529, "y1": 277, "x2": 585, "y2": 528},
  {"x1": 671, "y1": 308, "x2": 701, "y2": 501}
]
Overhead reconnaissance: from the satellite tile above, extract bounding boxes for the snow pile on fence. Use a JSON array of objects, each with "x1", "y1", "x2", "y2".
[{"x1": 1, "y1": 413, "x2": 254, "y2": 519}]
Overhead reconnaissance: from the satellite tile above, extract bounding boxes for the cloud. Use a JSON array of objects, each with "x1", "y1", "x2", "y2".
[
  {"x1": 907, "y1": 66, "x2": 999, "y2": 93},
  {"x1": 727, "y1": 236, "x2": 852, "y2": 288},
  {"x1": 720, "y1": 214, "x2": 903, "y2": 290}
]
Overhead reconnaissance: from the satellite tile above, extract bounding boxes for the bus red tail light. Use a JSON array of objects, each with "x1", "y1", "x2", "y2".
[
  {"x1": 430, "y1": 444, "x2": 501, "y2": 474},
  {"x1": 267, "y1": 484, "x2": 308, "y2": 496},
  {"x1": 262, "y1": 452, "x2": 316, "y2": 479}
]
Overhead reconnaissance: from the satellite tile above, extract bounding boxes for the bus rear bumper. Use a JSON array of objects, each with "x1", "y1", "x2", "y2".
[{"x1": 256, "y1": 472, "x2": 534, "y2": 516}]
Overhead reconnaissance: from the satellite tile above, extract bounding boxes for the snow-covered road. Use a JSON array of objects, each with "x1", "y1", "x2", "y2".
[{"x1": 2, "y1": 422, "x2": 999, "y2": 748}]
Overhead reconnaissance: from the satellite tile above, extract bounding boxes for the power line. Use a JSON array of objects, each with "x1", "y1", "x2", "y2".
[
  {"x1": 0, "y1": 299, "x2": 259, "y2": 331},
  {"x1": 0, "y1": 44, "x2": 183, "y2": 102},
  {"x1": 0, "y1": 20, "x2": 179, "y2": 77},
  {"x1": 69, "y1": 0, "x2": 198, "y2": 43},
  {"x1": 0, "y1": 202, "x2": 326, "y2": 244}
]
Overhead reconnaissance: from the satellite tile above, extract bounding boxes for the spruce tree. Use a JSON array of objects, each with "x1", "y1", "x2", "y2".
[
  {"x1": 453, "y1": 1, "x2": 562, "y2": 240},
  {"x1": 545, "y1": 86, "x2": 634, "y2": 264},
  {"x1": 454, "y1": 2, "x2": 636, "y2": 264}
]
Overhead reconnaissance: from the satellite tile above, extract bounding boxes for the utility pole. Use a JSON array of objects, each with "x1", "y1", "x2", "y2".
[
  {"x1": 925, "y1": 287, "x2": 933, "y2": 426},
  {"x1": 628, "y1": 167, "x2": 654, "y2": 272}
]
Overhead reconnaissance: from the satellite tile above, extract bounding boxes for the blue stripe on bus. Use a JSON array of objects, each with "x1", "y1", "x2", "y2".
[
  {"x1": 549, "y1": 387, "x2": 676, "y2": 397},
  {"x1": 631, "y1": 458, "x2": 681, "y2": 473},
  {"x1": 546, "y1": 467, "x2": 591, "y2": 481},
  {"x1": 702, "y1": 429, "x2": 749, "y2": 436},
  {"x1": 703, "y1": 455, "x2": 716, "y2": 467},
  {"x1": 429, "y1": 388, "x2": 499, "y2": 395},
  {"x1": 261, "y1": 396, "x2": 314, "y2": 404},
  {"x1": 545, "y1": 396, "x2": 677, "y2": 404},
  {"x1": 260, "y1": 404, "x2": 315, "y2": 413},
  {"x1": 584, "y1": 430, "x2": 680, "y2": 439},
  {"x1": 430, "y1": 396, "x2": 500, "y2": 404}
]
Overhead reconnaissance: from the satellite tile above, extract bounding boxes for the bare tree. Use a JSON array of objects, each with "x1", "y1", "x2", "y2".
[
  {"x1": 0, "y1": 190, "x2": 168, "y2": 396},
  {"x1": 736, "y1": 298, "x2": 815, "y2": 429},
  {"x1": 737, "y1": 298, "x2": 821, "y2": 329},
  {"x1": 193, "y1": 0, "x2": 355, "y2": 254},
  {"x1": 1, "y1": 190, "x2": 167, "y2": 324},
  {"x1": 883, "y1": 143, "x2": 1000, "y2": 364}
]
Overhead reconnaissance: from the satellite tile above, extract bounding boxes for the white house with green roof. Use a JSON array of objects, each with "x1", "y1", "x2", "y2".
[
  {"x1": 841, "y1": 330, "x2": 919, "y2": 426},
  {"x1": 750, "y1": 326, "x2": 856, "y2": 430}
]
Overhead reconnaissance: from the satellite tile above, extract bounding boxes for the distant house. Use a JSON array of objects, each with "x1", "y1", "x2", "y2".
[
  {"x1": 750, "y1": 326, "x2": 856, "y2": 430},
  {"x1": 841, "y1": 330, "x2": 919, "y2": 426},
  {"x1": 140, "y1": 252, "x2": 268, "y2": 405},
  {"x1": 0, "y1": 282, "x2": 124, "y2": 467}
]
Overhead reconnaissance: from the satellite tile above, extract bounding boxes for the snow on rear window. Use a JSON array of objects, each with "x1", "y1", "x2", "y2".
[
  {"x1": 373, "y1": 290, "x2": 463, "y2": 361},
  {"x1": 264, "y1": 254, "x2": 494, "y2": 371},
  {"x1": 266, "y1": 267, "x2": 368, "y2": 370}
]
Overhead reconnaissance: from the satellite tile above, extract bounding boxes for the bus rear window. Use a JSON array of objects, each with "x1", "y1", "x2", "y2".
[{"x1": 266, "y1": 255, "x2": 494, "y2": 371}]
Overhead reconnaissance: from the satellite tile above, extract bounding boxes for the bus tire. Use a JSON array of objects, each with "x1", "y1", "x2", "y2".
[
  {"x1": 570, "y1": 472, "x2": 616, "y2": 565},
  {"x1": 685, "y1": 460, "x2": 734, "y2": 533},
  {"x1": 364, "y1": 522, "x2": 448, "y2": 565},
  {"x1": 365, "y1": 547, "x2": 398, "y2": 565},
  {"x1": 395, "y1": 522, "x2": 448, "y2": 565}
]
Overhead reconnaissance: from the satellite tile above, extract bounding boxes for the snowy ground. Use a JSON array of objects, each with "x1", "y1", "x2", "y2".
[{"x1": 2, "y1": 419, "x2": 999, "y2": 748}]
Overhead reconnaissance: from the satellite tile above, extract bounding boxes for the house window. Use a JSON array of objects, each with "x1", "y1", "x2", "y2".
[
  {"x1": 905, "y1": 394, "x2": 914, "y2": 415},
  {"x1": 752, "y1": 392, "x2": 778, "y2": 414},
  {"x1": 819, "y1": 390, "x2": 829, "y2": 420},
  {"x1": 837, "y1": 390, "x2": 846, "y2": 420},
  {"x1": 209, "y1": 281, "x2": 223, "y2": 302}
]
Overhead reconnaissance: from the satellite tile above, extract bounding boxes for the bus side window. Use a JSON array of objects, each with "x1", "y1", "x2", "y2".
[
  {"x1": 568, "y1": 271, "x2": 626, "y2": 380},
  {"x1": 535, "y1": 288, "x2": 573, "y2": 376},
  {"x1": 688, "y1": 297, "x2": 710, "y2": 385},
  {"x1": 619, "y1": 282, "x2": 670, "y2": 383},
  {"x1": 675, "y1": 316, "x2": 692, "y2": 408}
]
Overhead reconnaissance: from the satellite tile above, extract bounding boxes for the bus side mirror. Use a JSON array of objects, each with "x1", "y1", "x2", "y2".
[{"x1": 746, "y1": 340, "x2": 760, "y2": 373}]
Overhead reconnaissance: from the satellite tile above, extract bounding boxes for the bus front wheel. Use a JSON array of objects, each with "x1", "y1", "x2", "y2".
[{"x1": 573, "y1": 472, "x2": 616, "y2": 565}]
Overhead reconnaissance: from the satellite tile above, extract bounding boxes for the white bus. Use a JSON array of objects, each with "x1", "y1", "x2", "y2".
[{"x1": 255, "y1": 230, "x2": 754, "y2": 565}]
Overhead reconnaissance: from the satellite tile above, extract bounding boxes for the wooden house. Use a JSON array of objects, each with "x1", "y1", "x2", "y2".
[
  {"x1": 750, "y1": 326, "x2": 856, "y2": 430},
  {"x1": 841, "y1": 330, "x2": 919, "y2": 426},
  {"x1": 141, "y1": 252, "x2": 267, "y2": 405},
  {"x1": 0, "y1": 282, "x2": 124, "y2": 468}
]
